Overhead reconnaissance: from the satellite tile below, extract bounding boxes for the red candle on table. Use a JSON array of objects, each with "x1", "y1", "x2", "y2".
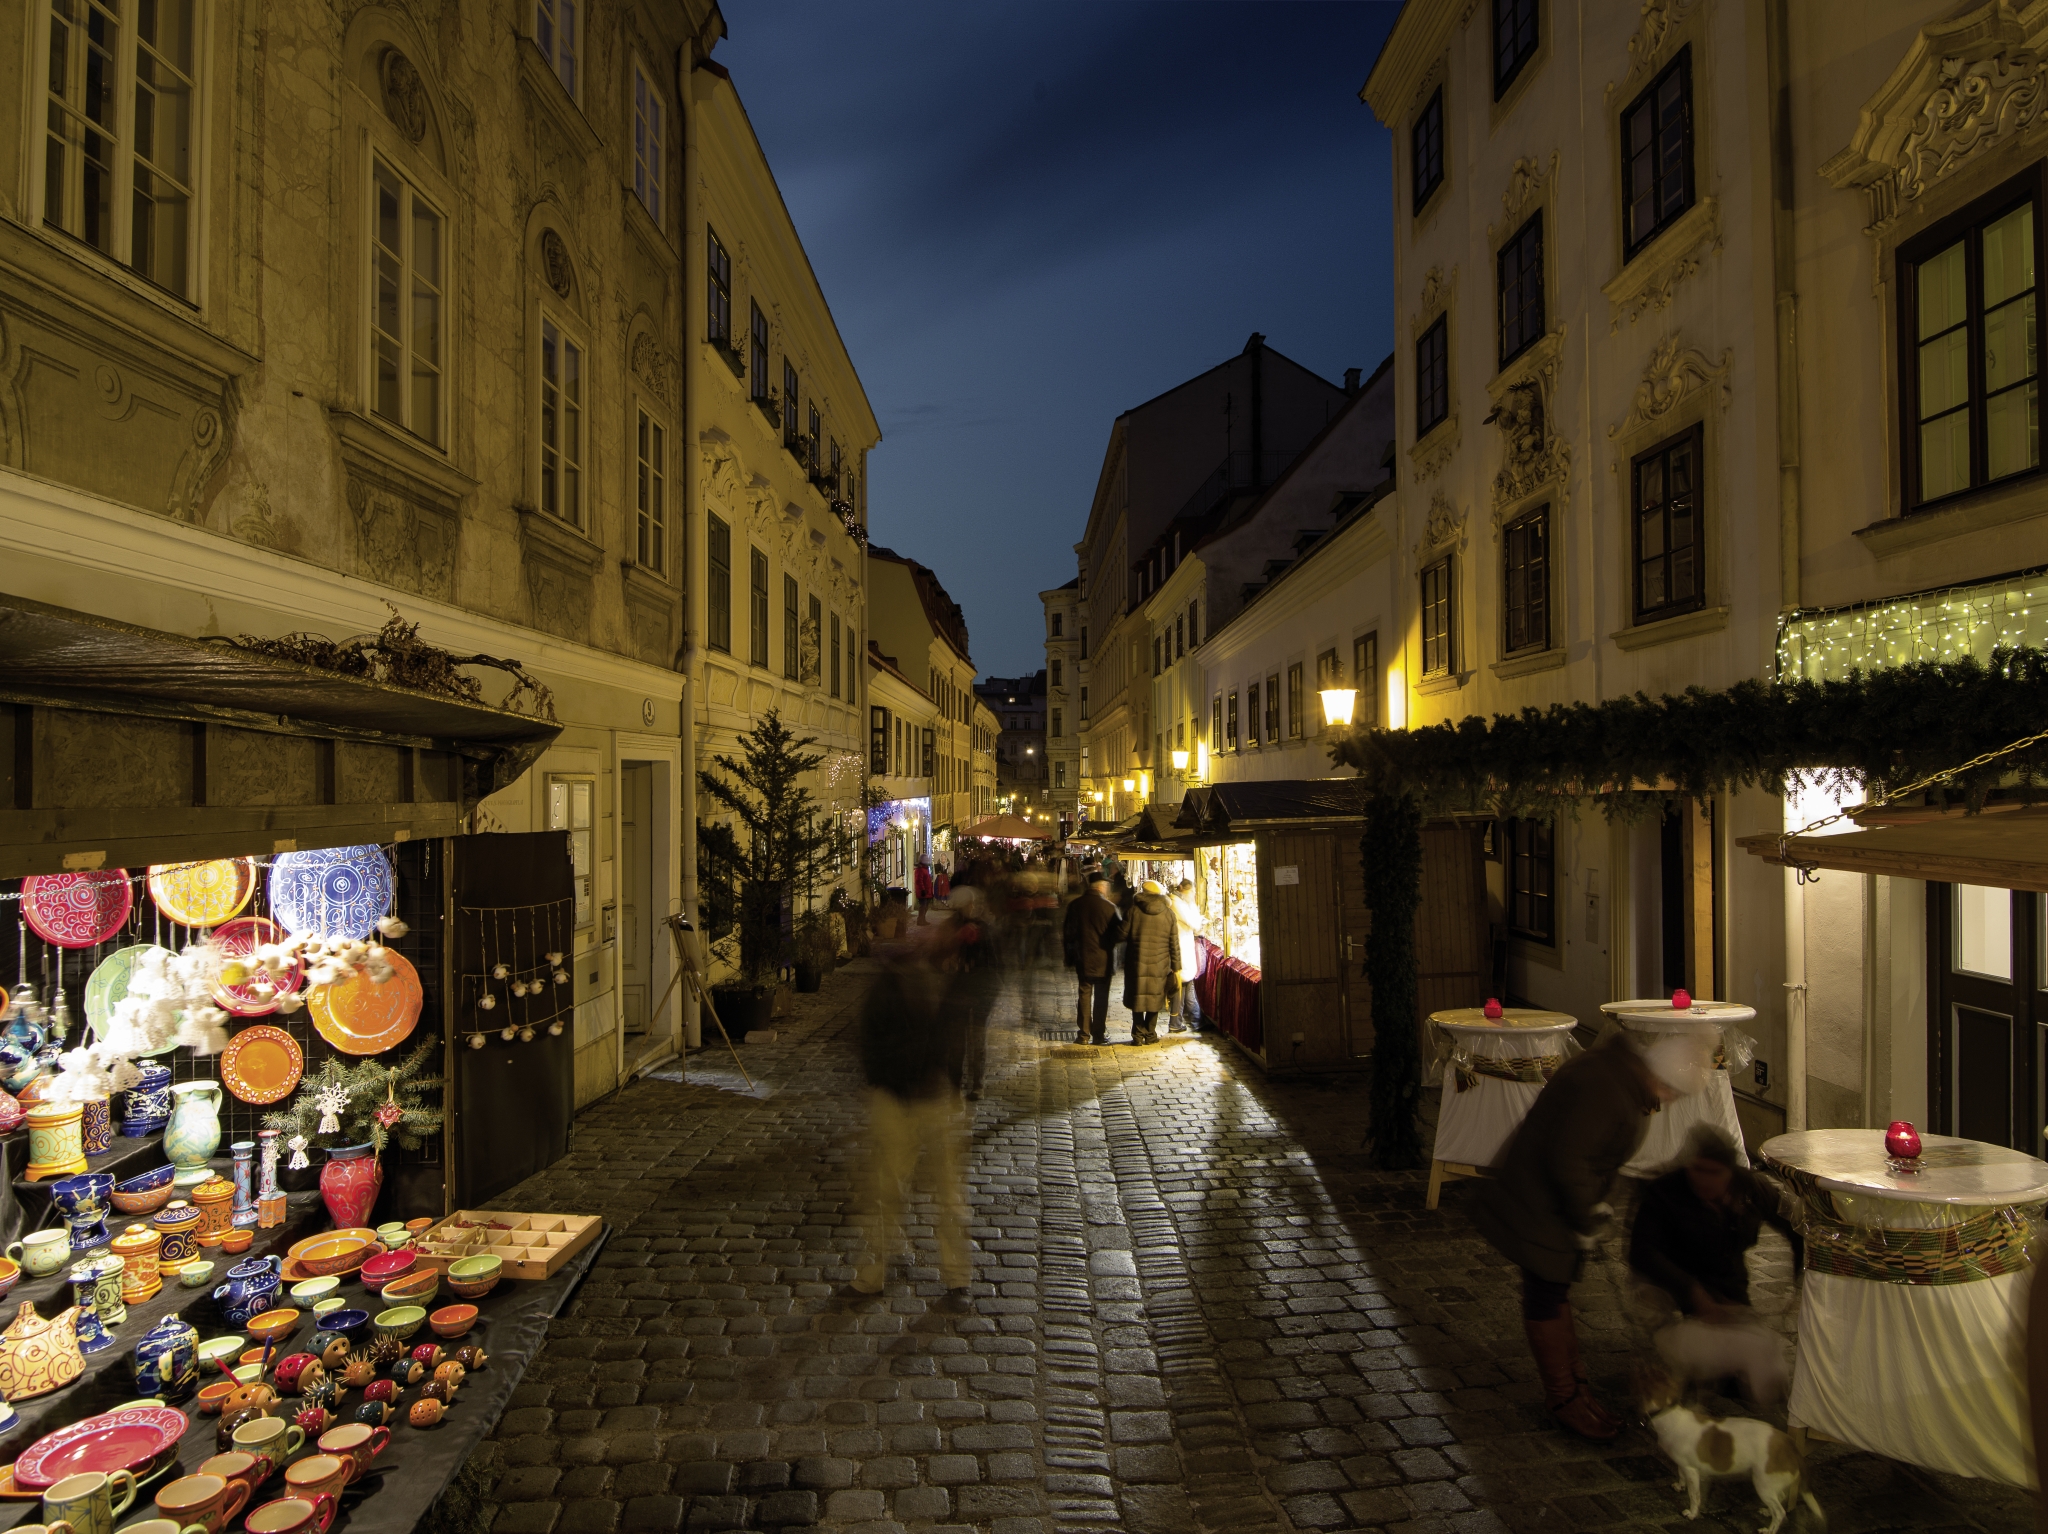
[{"x1": 1885, "y1": 1120, "x2": 1922, "y2": 1161}]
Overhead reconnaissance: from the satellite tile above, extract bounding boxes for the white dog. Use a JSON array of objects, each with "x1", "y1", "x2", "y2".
[
  {"x1": 1638, "y1": 1366, "x2": 1826, "y2": 1534},
  {"x1": 1653, "y1": 1316, "x2": 1790, "y2": 1404}
]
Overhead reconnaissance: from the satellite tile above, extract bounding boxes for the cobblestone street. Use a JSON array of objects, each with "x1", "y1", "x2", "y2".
[{"x1": 474, "y1": 960, "x2": 2034, "y2": 1534}]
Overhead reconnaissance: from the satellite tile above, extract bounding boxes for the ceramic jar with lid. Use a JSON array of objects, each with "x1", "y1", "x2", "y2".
[
  {"x1": 112, "y1": 1223, "x2": 163, "y2": 1303},
  {"x1": 191, "y1": 1176, "x2": 237, "y2": 1239},
  {"x1": 25, "y1": 1101, "x2": 86, "y2": 1182},
  {"x1": 152, "y1": 1200, "x2": 203, "y2": 1275},
  {"x1": 78, "y1": 1095, "x2": 112, "y2": 1154},
  {"x1": 122, "y1": 1063, "x2": 173, "y2": 1136},
  {"x1": 132, "y1": 1312, "x2": 199, "y2": 1401}
]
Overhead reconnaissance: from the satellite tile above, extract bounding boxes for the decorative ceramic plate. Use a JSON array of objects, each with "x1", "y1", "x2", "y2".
[
  {"x1": 220, "y1": 1024, "x2": 304, "y2": 1106},
  {"x1": 21, "y1": 871, "x2": 134, "y2": 949},
  {"x1": 0, "y1": 1441, "x2": 182, "y2": 1499},
  {"x1": 267, "y1": 846, "x2": 393, "y2": 940},
  {"x1": 282, "y1": 1232, "x2": 384, "y2": 1283},
  {"x1": 308, "y1": 949, "x2": 421, "y2": 1056},
  {"x1": 84, "y1": 944, "x2": 173, "y2": 1033},
  {"x1": 15, "y1": 1405, "x2": 188, "y2": 1488},
  {"x1": 210, "y1": 917, "x2": 303, "y2": 1018},
  {"x1": 147, "y1": 858, "x2": 257, "y2": 928}
]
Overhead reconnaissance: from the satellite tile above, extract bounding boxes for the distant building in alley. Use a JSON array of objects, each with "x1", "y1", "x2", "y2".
[
  {"x1": 976, "y1": 671, "x2": 1050, "y2": 817},
  {"x1": 1040, "y1": 579, "x2": 1083, "y2": 827},
  {"x1": 869, "y1": 548, "x2": 981, "y2": 853}
]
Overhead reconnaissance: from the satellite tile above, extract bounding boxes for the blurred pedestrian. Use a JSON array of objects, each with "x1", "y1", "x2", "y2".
[
  {"x1": 1472, "y1": 1028, "x2": 1705, "y2": 1439},
  {"x1": 1063, "y1": 872, "x2": 1121, "y2": 1044},
  {"x1": 1167, "y1": 878, "x2": 1205, "y2": 1032},
  {"x1": 855, "y1": 919, "x2": 972, "y2": 1297},
  {"x1": 1122, "y1": 879, "x2": 1179, "y2": 1046}
]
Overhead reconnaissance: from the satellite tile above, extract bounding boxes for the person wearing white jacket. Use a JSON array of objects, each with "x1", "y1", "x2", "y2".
[{"x1": 1167, "y1": 880, "x2": 1206, "y2": 1032}]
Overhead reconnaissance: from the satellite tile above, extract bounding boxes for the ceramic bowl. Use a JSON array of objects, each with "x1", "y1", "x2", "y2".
[
  {"x1": 196, "y1": 1231, "x2": 226, "y2": 1252},
  {"x1": 445, "y1": 1254, "x2": 502, "y2": 1300},
  {"x1": 380, "y1": 1269, "x2": 439, "y2": 1307},
  {"x1": 405, "y1": 1217, "x2": 434, "y2": 1236},
  {"x1": 220, "y1": 1230, "x2": 253, "y2": 1255},
  {"x1": 427, "y1": 1304, "x2": 477, "y2": 1340},
  {"x1": 180, "y1": 1261, "x2": 217, "y2": 1289},
  {"x1": 373, "y1": 1306, "x2": 425, "y2": 1343},
  {"x1": 111, "y1": 1164, "x2": 176, "y2": 1214},
  {"x1": 322, "y1": 1308, "x2": 371, "y2": 1341},
  {"x1": 375, "y1": 1223, "x2": 410, "y2": 1249},
  {"x1": 287, "y1": 1231, "x2": 372, "y2": 1278},
  {"x1": 197, "y1": 1336, "x2": 245, "y2": 1375},
  {"x1": 358, "y1": 1249, "x2": 416, "y2": 1287},
  {"x1": 289, "y1": 1277, "x2": 339, "y2": 1307},
  {"x1": 246, "y1": 1308, "x2": 301, "y2": 1345},
  {"x1": 312, "y1": 1298, "x2": 345, "y2": 1320},
  {"x1": 230, "y1": 1363, "x2": 264, "y2": 1386},
  {"x1": 196, "y1": 1380, "x2": 238, "y2": 1416},
  {"x1": 0, "y1": 1257, "x2": 20, "y2": 1296}
]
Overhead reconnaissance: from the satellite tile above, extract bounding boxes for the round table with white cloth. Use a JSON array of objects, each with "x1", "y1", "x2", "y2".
[
  {"x1": 1604, "y1": 1000, "x2": 1756, "y2": 1176},
  {"x1": 1424, "y1": 1008, "x2": 1577, "y2": 1208},
  {"x1": 1759, "y1": 1129, "x2": 2048, "y2": 1487}
]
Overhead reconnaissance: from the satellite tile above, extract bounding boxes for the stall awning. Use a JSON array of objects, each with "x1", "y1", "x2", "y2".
[
  {"x1": 1176, "y1": 778, "x2": 1367, "y2": 839},
  {"x1": 1738, "y1": 809, "x2": 2048, "y2": 892}
]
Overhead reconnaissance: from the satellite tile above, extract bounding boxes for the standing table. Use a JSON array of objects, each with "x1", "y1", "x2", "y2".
[
  {"x1": 1602, "y1": 999, "x2": 1754, "y2": 1176},
  {"x1": 1758, "y1": 1129, "x2": 2048, "y2": 1487},
  {"x1": 1424, "y1": 1008, "x2": 1576, "y2": 1209}
]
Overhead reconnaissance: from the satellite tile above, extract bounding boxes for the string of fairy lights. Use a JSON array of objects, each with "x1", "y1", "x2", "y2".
[{"x1": 1778, "y1": 569, "x2": 2048, "y2": 682}]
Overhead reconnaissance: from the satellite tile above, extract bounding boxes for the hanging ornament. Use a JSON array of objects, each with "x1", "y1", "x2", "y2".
[
  {"x1": 467, "y1": 1033, "x2": 486, "y2": 1051},
  {"x1": 547, "y1": 1021, "x2": 564, "y2": 1037},
  {"x1": 314, "y1": 1081, "x2": 350, "y2": 1135},
  {"x1": 377, "y1": 916, "x2": 408, "y2": 939},
  {"x1": 287, "y1": 1134, "x2": 311, "y2": 1170},
  {"x1": 545, "y1": 951, "x2": 563, "y2": 966},
  {"x1": 517, "y1": 1026, "x2": 534, "y2": 1044},
  {"x1": 478, "y1": 994, "x2": 497, "y2": 1011},
  {"x1": 553, "y1": 970, "x2": 569, "y2": 986},
  {"x1": 499, "y1": 1025, "x2": 516, "y2": 1042},
  {"x1": 511, "y1": 981, "x2": 529, "y2": 998},
  {"x1": 374, "y1": 1069, "x2": 404, "y2": 1129},
  {"x1": 492, "y1": 964, "x2": 509, "y2": 980}
]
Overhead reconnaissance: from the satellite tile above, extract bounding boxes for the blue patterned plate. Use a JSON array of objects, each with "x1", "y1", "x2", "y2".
[{"x1": 267, "y1": 846, "x2": 394, "y2": 940}]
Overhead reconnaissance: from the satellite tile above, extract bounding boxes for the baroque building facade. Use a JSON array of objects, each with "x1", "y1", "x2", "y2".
[{"x1": 0, "y1": 1, "x2": 874, "y2": 1105}]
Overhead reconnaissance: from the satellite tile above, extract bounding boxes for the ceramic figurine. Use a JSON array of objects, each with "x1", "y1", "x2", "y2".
[
  {"x1": 311, "y1": 1333, "x2": 350, "y2": 1370},
  {"x1": 341, "y1": 1358, "x2": 376, "y2": 1389},
  {"x1": 217, "y1": 1406, "x2": 263, "y2": 1453},
  {"x1": 272, "y1": 1354, "x2": 324, "y2": 1396},
  {"x1": 409, "y1": 1343, "x2": 443, "y2": 1369},
  {"x1": 224, "y1": 1380, "x2": 277, "y2": 1416},
  {"x1": 361, "y1": 1379, "x2": 397, "y2": 1405},
  {"x1": 353, "y1": 1400, "x2": 395, "y2": 1428},
  {"x1": 293, "y1": 1405, "x2": 332, "y2": 1436},
  {"x1": 454, "y1": 1345, "x2": 487, "y2": 1374},
  {"x1": 383, "y1": 1357, "x2": 422, "y2": 1386},
  {"x1": 73, "y1": 1297, "x2": 116, "y2": 1356},
  {"x1": 131, "y1": 1313, "x2": 200, "y2": 1402},
  {"x1": 367, "y1": 1335, "x2": 402, "y2": 1366},
  {"x1": 407, "y1": 1397, "x2": 443, "y2": 1428},
  {"x1": 417, "y1": 1379, "x2": 452, "y2": 1404},
  {"x1": 303, "y1": 1376, "x2": 341, "y2": 1413},
  {"x1": 165, "y1": 1080, "x2": 225, "y2": 1188},
  {"x1": 433, "y1": 1361, "x2": 466, "y2": 1390},
  {"x1": 122, "y1": 1063, "x2": 174, "y2": 1137},
  {"x1": 256, "y1": 1130, "x2": 286, "y2": 1229},
  {"x1": 0, "y1": 1299, "x2": 84, "y2": 1400},
  {"x1": 229, "y1": 1142, "x2": 259, "y2": 1228}
]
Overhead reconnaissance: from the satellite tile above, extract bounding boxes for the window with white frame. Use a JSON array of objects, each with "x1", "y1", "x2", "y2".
[
  {"x1": 534, "y1": 0, "x2": 577, "y2": 99},
  {"x1": 635, "y1": 406, "x2": 666, "y2": 571},
  {"x1": 371, "y1": 161, "x2": 444, "y2": 445},
  {"x1": 42, "y1": 0, "x2": 200, "y2": 300},
  {"x1": 631, "y1": 60, "x2": 663, "y2": 226},
  {"x1": 538, "y1": 316, "x2": 583, "y2": 523}
]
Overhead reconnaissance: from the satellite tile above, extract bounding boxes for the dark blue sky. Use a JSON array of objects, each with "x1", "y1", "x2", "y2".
[{"x1": 719, "y1": 1, "x2": 1400, "y2": 679}]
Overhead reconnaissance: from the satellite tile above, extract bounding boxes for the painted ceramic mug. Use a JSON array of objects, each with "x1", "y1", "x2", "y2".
[
  {"x1": 315, "y1": 1422, "x2": 390, "y2": 1482},
  {"x1": 244, "y1": 1497, "x2": 335, "y2": 1534},
  {"x1": 195, "y1": 1451, "x2": 278, "y2": 1503},
  {"x1": 153, "y1": 1474, "x2": 251, "y2": 1534},
  {"x1": 42, "y1": 1471, "x2": 137, "y2": 1534},
  {"x1": 119, "y1": 1521, "x2": 208, "y2": 1534},
  {"x1": 230, "y1": 1416, "x2": 305, "y2": 1463},
  {"x1": 10, "y1": 1523, "x2": 78, "y2": 1534},
  {"x1": 280, "y1": 1457, "x2": 349, "y2": 1506},
  {"x1": 10, "y1": 1230, "x2": 73, "y2": 1277}
]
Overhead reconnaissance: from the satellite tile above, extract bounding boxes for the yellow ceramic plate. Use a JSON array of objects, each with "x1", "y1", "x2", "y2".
[
  {"x1": 147, "y1": 859, "x2": 257, "y2": 928},
  {"x1": 308, "y1": 950, "x2": 422, "y2": 1056}
]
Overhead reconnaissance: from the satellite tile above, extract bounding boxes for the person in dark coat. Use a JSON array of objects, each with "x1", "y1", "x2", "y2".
[
  {"x1": 1472, "y1": 1028, "x2": 1702, "y2": 1440},
  {"x1": 1629, "y1": 1125, "x2": 1802, "y2": 1320},
  {"x1": 1062, "y1": 874, "x2": 1120, "y2": 1044}
]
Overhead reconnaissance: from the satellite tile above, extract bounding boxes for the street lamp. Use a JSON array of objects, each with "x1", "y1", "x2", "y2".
[
  {"x1": 1320, "y1": 687, "x2": 1358, "y2": 729},
  {"x1": 1121, "y1": 778, "x2": 1135, "y2": 793},
  {"x1": 1170, "y1": 749, "x2": 1189, "y2": 771}
]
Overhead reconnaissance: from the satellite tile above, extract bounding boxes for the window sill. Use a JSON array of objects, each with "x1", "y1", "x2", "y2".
[
  {"x1": 330, "y1": 409, "x2": 474, "y2": 502},
  {"x1": 518, "y1": 42, "x2": 602, "y2": 158},
  {"x1": 516, "y1": 501, "x2": 604, "y2": 574},
  {"x1": 1855, "y1": 476, "x2": 2048, "y2": 559},
  {"x1": 623, "y1": 191, "x2": 674, "y2": 267},
  {"x1": 621, "y1": 559, "x2": 676, "y2": 593},
  {"x1": 1609, "y1": 603, "x2": 1728, "y2": 651},
  {"x1": 1416, "y1": 669, "x2": 1470, "y2": 697},
  {"x1": 1605, "y1": 195, "x2": 1720, "y2": 327},
  {"x1": 706, "y1": 336, "x2": 746, "y2": 380},
  {"x1": 1491, "y1": 646, "x2": 1566, "y2": 679},
  {"x1": 1408, "y1": 414, "x2": 1459, "y2": 480}
]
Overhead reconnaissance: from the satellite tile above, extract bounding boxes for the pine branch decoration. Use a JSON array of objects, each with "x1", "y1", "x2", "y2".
[{"x1": 264, "y1": 1038, "x2": 445, "y2": 1158}]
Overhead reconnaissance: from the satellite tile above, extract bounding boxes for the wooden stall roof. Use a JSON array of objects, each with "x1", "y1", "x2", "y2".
[
  {"x1": 1175, "y1": 778, "x2": 1368, "y2": 842},
  {"x1": 1738, "y1": 808, "x2": 2048, "y2": 892}
]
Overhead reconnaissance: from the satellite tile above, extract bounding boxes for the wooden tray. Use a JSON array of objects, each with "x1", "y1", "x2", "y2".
[{"x1": 407, "y1": 1210, "x2": 603, "y2": 1282}]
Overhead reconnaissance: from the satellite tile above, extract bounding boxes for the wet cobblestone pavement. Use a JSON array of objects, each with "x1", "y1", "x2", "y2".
[{"x1": 473, "y1": 959, "x2": 2035, "y2": 1534}]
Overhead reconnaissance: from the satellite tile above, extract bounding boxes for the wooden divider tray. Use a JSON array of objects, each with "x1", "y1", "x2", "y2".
[{"x1": 410, "y1": 1210, "x2": 603, "y2": 1282}]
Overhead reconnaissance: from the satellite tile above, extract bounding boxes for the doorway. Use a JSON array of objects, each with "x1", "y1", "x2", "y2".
[
  {"x1": 1930, "y1": 881, "x2": 2045, "y2": 1151},
  {"x1": 619, "y1": 760, "x2": 664, "y2": 1075}
]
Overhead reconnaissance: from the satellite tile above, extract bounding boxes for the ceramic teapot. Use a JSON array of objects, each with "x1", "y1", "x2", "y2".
[
  {"x1": 0, "y1": 1299, "x2": 84, "y2": 1400},
  {"x1": 0, "y1": 1041, "x2": 43, "y2": 1094},
  {"x1": 213, "y1": 1255, "x2": 282, "y2": 1328},
  {"x1": 132, "y1": 1312, "x2": 200, "y2": 1401}
]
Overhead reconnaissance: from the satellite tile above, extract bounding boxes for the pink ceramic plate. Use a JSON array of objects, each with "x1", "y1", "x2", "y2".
[
  {"x1": 211, "y1": 917, "x2": 303, "y2": 1017},
  {"x1": 15, "y1": 1405, "x2": 187, "y2": 1488},
  {"x1": 21, "y1": 871, "x2": 134, "y2": 949}
]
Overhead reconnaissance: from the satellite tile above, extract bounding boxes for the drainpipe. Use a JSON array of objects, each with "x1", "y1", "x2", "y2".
[{"x1": 1785, "y1": 867, "x2": 1807, "y2": 1131}]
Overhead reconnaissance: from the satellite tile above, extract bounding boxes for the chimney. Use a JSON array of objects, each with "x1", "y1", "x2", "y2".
[
  {"x1": 1344, "y1": 367, "x2": 1362, "y2": 396},
  {"x1": 1242, "y1": 331, "x2": 1266, "y2": 354}
]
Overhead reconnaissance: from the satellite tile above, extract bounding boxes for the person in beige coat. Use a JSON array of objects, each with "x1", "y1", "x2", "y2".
[{"x1": 1121, "y1": 879, "x2": 1180, "y2": 1046}]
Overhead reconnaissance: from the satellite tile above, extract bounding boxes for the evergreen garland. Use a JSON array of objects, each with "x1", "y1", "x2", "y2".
[
  {"x1": 1331, "y1": 650, "x2": 2048, "y2": 821},
  {"x1": 1362, "y1": 793, "x2": 1425, "y2": 1170},
  {"x1": 263, "y1": 1037, "x2": 445, "y2": 1157}
]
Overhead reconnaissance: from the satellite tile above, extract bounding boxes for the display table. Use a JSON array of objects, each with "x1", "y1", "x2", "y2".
[
  {"x1": 1194, "y1": 938, "x2": 1261, "y2": 1053},
  {"x1": 1424, "y1": 1009, "x2": 1576, "y2": 1209},
  {"x1": 1758, "y1": 1129, "x2": 2048, "y2": 1487},
  {"x1": 1602, "y1": 1000, "x2": 1755, "y2": 1176}
]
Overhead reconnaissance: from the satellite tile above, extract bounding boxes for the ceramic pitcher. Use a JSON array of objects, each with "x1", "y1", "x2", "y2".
[{"x1": 165, "y1": 1082, "x2": 224, "y2": 1188}]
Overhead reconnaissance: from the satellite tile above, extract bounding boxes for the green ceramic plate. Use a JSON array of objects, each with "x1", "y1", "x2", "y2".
[{"x1": 84, "y1": 945, "x2": 181, "y2": 1057}]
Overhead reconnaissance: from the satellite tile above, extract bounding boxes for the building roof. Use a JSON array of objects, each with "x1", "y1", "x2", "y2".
[
  {"x1": 869, "y1": 545, "x2": 972, "y2": 664},
  {"x1": 866, "y1": 640, "x2": 931, "y2": 701},
  {"x1": 1175, "y1": 778, "x2": 1368, "y2": 837}
]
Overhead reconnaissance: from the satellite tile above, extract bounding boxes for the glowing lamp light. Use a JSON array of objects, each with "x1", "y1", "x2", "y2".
[
  {"x1": 1385, "y1": 666, "x2": 1407, "y2": 729},
  {"x1": 1319, "y1": 688, "x2": 1358, "y2": 729},
  {"x1": 1121, "y1": 778, "x2": 1135, "y2": 792},
  {"x1": 1171, "y1": 749, "x2": 1190, "y2": 771}
]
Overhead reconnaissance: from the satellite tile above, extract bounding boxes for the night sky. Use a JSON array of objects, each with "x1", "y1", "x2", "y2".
[{"x1": 718, "y1": 1, "x2": 1400, "y2": 679}]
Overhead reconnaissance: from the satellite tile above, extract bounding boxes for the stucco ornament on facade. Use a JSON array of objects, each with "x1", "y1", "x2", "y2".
[
  {"x1": 1483, "y1": 328, "x2": 1569, "y2": 515},
  {"x1": 1609, "y1": 333, "x2": 1732, "y2": 442},
  {"x1": 1894, "y1": 51, "x2": 2047, "y2": 209},
  {"x1": 380, "y1": 50, "x2": 430, "y2": 145},
  {"x1": 540, "y1": 230, "x2": 574, "y2": 299},
  {"x1": 1605, "y1": 0, "x2": 1703, "y2": 104},
  {"x1": 1415, "y1": 491, "x2": 1467, "y2": 561},
  {"x1": 630, "y1": 331, "x2": 675, "y2": 409}
]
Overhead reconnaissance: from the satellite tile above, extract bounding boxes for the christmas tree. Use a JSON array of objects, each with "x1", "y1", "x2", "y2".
[{"x1": 263, "y1": 1038, "x2": 445, "y2": 1159}]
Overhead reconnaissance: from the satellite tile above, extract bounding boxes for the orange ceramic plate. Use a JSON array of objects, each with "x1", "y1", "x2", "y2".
[
  {"x1": 147, "y1": 859, "x2": 257, "y2": 928},
  {"x1": 219, "y1": 1025, "x2": 304, "y2": 1106},
  {"x1": 308, "y1": 950, "x2": 421, "y2": 1056}
]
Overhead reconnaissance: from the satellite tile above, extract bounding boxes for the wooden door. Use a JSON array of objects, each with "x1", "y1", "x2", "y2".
[
  {"x1": 1930, "y1": 881, "x2": 2044, "y2": 1151},
  {"x1": 1416, "y1": 821, "x2": 1488, "y2": 1019},
  {"x1": 1335, "y1": 831, "x2": 1375, "y2": 1058},
  {"x1": 620, "y1": 761, "x2": 654, "y2": 1039},
  {"x1": 1255, "y1": 831, "x2": 1348, "y2": 1070}
]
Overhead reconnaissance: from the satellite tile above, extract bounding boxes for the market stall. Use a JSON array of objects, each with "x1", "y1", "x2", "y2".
[
  {"x1": 1423, "y1": 1008, "x2": 1576, "y2": 1208},
  {"x1": 1759, "y1": 1128, "x2": 2047, "y2": 1487},
  {"x1": 0, "y1": 598, "x2": 597, "y2": 1533},
  {"x1": 1174, "y1": 782, "x2": 1488, "y2": 1076},
  {"x1": 1600, "y1": 999, "x2": 1755, "y2": 1175}
]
